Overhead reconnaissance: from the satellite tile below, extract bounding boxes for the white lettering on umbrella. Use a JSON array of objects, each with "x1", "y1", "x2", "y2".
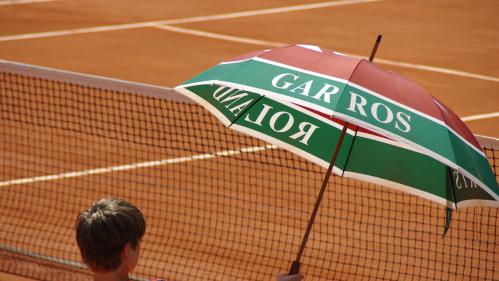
[
  {"x1": 271, "y1": 73, "x2": 339, "y2": 103},
  {"x1": 290, "y1": 80, "x2": 313, "y2": 96},
  {"x1": 312, "y1": 83, "x2": 339, "y2": 103},
  {"x1": 371, "y1": 102, "x2": 393, "y2": 124},
  {"x1": 347, "y1": 91, "x2": 368, "y2": 116},
  {"x1": 245, "y1": 103, "x2": 319, "y2": 146},
  {"x1": 347, "y1": 91, "x2": 412, "y2": 133},
  {"x1": 269, "y1": 111, "x2": 294, "y2": 132},
  {"x1": 228, "y1": 99, "x2": 255, "y2": 116},
  {"x1": 395, "y1": 112, "x2": 411, "y2": 133},
  {"x1": 272, "y1": 73, "x2": 299, "y2": 89},
  {"x1": 213, "y1": 86, "x2": 254, "y2": 117},
  {"x1": 453, "y1": 171, "x2": 479, "y2": 190},
  {"x1": 290, "y1": 122, "x2": 319, "y2": 145},
  {"x1": 213, "y1": 86, "x2": 233, "y2": 101},
  {"x1": 245, "y1": 104, "x2": 273, "y2": 125}
]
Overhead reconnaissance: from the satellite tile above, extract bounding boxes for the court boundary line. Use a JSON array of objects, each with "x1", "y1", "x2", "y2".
[
  {"x1": 461, "y1": 112, "x2": 499, "y2": 122},
  {"x1": 1, "y1": 0, "x2": 498, "y2": 83},
  {"x1": 1, "y1": 133, "x2": 498, "y2": 188},
  {"x1": 155, "y1": 25, "x2": 286, "y2": 48},
  {"x1": 154, "y1": 25, "x2": 499, "y2": 83},
  {"x1": 0, "y1": 0, "x2": 382, "y2": 42},
  {"x1": 0, "y1": 145, "x2": 277, "y2": 187}
]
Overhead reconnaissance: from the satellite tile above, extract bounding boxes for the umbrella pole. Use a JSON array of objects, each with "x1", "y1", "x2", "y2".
[
  {"x1": 369, "y1": 34, "x2": 382, "y2": 62},
  {"x1": 289, "y1": 35, "x2": 382, "y2": 275},
  {"x1": 289, "y1": 122, "x2": 350, "y2": 275}
]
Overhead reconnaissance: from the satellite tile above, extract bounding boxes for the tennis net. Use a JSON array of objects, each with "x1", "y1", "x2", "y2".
[{"x1": 0, "y1": 60, "x2": 497, "y2": 281}]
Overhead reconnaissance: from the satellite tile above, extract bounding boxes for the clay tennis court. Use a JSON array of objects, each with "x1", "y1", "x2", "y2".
[{"x1": 1, "y1": 0, "x2": 498, "y2": 280}]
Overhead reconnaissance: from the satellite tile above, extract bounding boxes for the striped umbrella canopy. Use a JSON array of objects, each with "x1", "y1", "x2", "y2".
[{"x1": 174, "y1": 42, "x2": 498, "y2": 274}]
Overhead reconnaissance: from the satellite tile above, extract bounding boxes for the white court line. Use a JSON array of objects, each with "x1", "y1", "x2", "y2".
[
  {"x1": 0, "y1": 110, "x2": 495, "y2": 188},
  {"x1": 0, "y1": 0, "x2": 382, "y2": 42},
  {"x1": 1, "y1": 0, "x2": 497, "y2": 83},
  {"x1": 0, "y1": 0, "x2": 58, "y2": 5},
  {"x1": 155, "y1": 25, "x2": 286, "y2": 48},
  {"x1": 461, "y1": 112, "x2": 499, "y2": 122},
  {"x1": 373, "y1": 58, "x2": 499, "y2": 83},
  {"x1": 0, "y1": 144, "x2": 277, "y2": 187},
  {"x1": 154, "y1": 0, "x2": 383, "y2": 25},
  {"x1": 155, "y1": 25, "x2": 499, "y2": 83}
]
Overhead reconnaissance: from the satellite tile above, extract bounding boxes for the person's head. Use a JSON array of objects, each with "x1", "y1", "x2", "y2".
[{"x1": 75, "y1": 197, "x2": 146, "y2": 274}]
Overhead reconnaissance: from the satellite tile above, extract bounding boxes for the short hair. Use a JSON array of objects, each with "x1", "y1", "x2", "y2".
[{"x1": 75, "y1": 197, "x2": 146, "y2": 272}]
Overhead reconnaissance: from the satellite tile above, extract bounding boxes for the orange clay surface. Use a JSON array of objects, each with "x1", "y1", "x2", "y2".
[{"x1": 0, "y1": 1, "x2": 498, "y2": 281}]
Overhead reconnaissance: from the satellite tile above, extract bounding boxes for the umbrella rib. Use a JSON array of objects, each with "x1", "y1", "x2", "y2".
[
  {"x1": 447, "y1": 168, "x2": 458, "y2": 209},
  {"x1": 227, "y1": 94, "x2": 266, "y2": 129},
  {"x1": 341, "y1": 125, "x2": 360, "y2": 176}
]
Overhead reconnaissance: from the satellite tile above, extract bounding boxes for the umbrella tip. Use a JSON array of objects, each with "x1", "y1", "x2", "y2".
[
  {"x1": 441, "y1": 207, "x2": 453, "y2": 238},
  {"x1": 369, "y1": 34, "x2": 383, "y2": 62}
]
